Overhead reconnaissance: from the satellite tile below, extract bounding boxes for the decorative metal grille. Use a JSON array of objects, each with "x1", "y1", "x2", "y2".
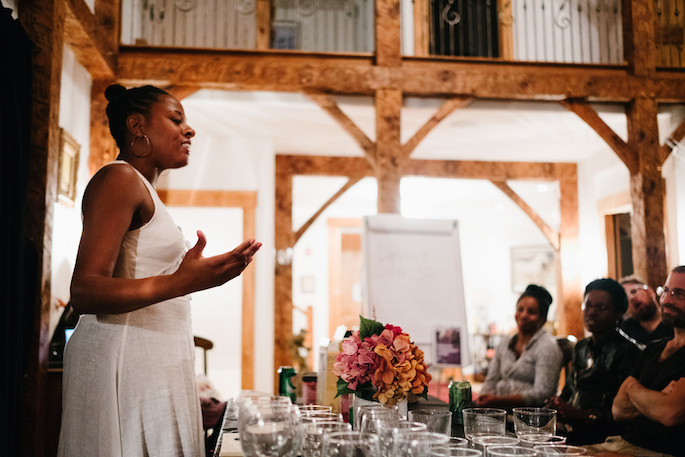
[{"x1": 430, "y1": 0, "x2": 500, "y2": 57}]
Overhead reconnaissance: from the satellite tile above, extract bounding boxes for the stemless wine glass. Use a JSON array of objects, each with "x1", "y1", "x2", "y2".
[
  {"x1": 471, "y1": 436, "x2": 520, "y2": 454},
  {"x1": 355, "y1": 403, "x2": 399, "y2": 430},
  {"x1": 486, "y1": 445, "x2": 538, "y2": 457},
  {"x1": 321, "y1": 431, "x2": 380, "y2": 457},
  {"x1": 429, "y1": 448, "x2": 483, "y2": 457},
  {"x1": 518, "y1": 434, "x2": 566, "y2": 448},
  {"x1": 408, "y1": 409, "x2": 453, "y2": 435},
  {"x1": 301, "y1": 420, "x2": 352, "y2": 457},
  {"x1": 379, "y1": 421, "x2": 428, "y2": 457},
  {"x1": 532, "y1": 445, "x2": 587, "y2": 456},
  {"x1": 462, "y1": 408, "x2": 507, "y2": 442},
  {"x1": 392, "y1": 431, "x2": 450, "y2": 457},
  {"x1": 299, "y1": 405, "x2": 334, "y2": 415},
  {"x1": 511, "y1": 408, "x2": 557, "y2": 438},
  {"x1": 240, "y1": 403, "x2": 302, "y2": 457}
]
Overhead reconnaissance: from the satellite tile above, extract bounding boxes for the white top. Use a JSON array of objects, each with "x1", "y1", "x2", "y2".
[{"x1": 58, "y1": 161, "x2": 204, "y2": 457}]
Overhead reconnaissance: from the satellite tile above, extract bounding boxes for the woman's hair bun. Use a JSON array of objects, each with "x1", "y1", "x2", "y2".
[{"x1": 104, "y1": 84, "x2": 127, "y2": 101}]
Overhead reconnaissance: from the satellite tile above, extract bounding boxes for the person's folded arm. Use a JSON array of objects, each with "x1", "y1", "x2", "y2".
[
  {"x1": 625, "y1": 377, "x2": 685, "y2": 427},
  {"x1": 612, "y1": 376, "x2": 640, "y2": 422}
]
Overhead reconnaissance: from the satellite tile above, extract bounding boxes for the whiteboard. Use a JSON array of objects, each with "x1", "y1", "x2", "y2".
[{"x1": 362, "y1": 214, "x2": 471, "y2": 366}]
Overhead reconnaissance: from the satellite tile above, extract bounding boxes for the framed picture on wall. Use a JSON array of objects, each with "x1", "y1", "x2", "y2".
[
  {"x1": 272, "y1": 21, "x2": 300, "y2": 50},
  {"x1": 434, "y1": 325, "x2": 463, "y2": 367},
  {"x1": 510, "y1": 245, "x2": 556, "y2": 293},
  {"x1": 58, "y1": 129, "x2": 80, "y2": 207}
]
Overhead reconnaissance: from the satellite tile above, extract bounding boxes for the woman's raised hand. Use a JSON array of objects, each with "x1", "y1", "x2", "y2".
[{"x1": 176, "y1": 230, "x2": 262, "y2": 293}]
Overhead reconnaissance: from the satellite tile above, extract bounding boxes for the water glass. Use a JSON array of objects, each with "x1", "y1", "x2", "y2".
[
  {"x1": 321, "y1": 431, "x2": 380, "y2": 457},
  {"x1": 408, "y1": 409, "x2": 453, "y2": 435},
  {"x1": 240, "y1": 403, "x2": 301, "y2": 457},
  {"x1": 429, "y1": 448, "x2": 483, "y2": 456},
  {"x1": 532, "y1": 445, "x2": 586, "y2": 456},
  {"x1": 471, "y1": 436, "x2": 520, "y2": 455},
  {"x1": 301, "y1": 420, "x2": 351, "y2": 457},
  {"x1": 462, "y1": 408, "x2": 507, "y2": 441},
  {"x1": 512, "y1": 408, "x2": 557, "y2": 437},
  {"x1": 378, "y1": 421, "x2": 428, "y2": 457},
  {"x1": 354, "y1": 403, "x2": 399, "y2": 430},
  {"x1": 518, "y1": 434, "x2": 566, "y2": 448},
  {"x1": 392, "y1": 431, "x2": 450, "y2": 457},
  {"x1": 299, "y1": 405, "x2": 333, "y2": 414},
  {"x1": 486, "y1": 445, "x2": 538, "y2": 457}
]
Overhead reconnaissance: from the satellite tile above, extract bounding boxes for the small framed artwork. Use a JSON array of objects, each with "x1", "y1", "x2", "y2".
[
  {"x1": 272, "y1": 20, "x2": 300, "y2": 50},
  {"x1": 434, "y1": 326, "x2": 463, "y2": 367},
  {"x1": 510, "y1": 245, "x2": 556, "y2": 293},
  {"x1": 58, "y1": 129, "x2": 80, "y2": 207}
]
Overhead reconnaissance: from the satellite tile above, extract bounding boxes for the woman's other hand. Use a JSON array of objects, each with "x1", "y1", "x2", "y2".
[{"x1": 175, "y1": 230, "x2": 262, "y2": 293}]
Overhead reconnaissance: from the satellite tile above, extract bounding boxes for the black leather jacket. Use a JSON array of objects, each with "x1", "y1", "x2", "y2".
[{"x1": 559, "y1": 330, "x2": 641, "y2": 444}]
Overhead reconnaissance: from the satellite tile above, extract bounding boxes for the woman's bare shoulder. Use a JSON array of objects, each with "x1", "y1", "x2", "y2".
[{"x1": 83, "y1": 162, "x2": 147, "y2": 208}]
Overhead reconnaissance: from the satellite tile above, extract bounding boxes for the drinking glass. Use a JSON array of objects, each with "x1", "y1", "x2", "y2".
[
  {"x1": 486, "y1": 445, "x2": 538, "y2": 457},
  {"x1": 321, "y1": 431, "x2": 380, "y2": 457},
  {"x1": 299, "y1": 405, "x2": 333, "y2": 414},
  {"x1": 354, "y1": 403, "x2": 399, "y2": 430},
  {"x1": 429, "y1": 448, "x2": 483, "y2": 457},
  {"x1": 511, "y1": 408, "x2": 557, "y2": 438},
  {"x1": 392, "y1": 431, "x2": 450, "y2": 457},
  {"x1": 518, "y1": 434, "x2": 565, "y2": 448},
  {"x1": 462, "y1": 408, "x2": 507, "y2": 442},
  {"x1": 301, "y1": 420, "x2": 351, "y2": 457},
  {"x1": 532, "y1": 445, "x2": 586, "y2": 456},
  {"x1": 378, "y1": 421, "x2": 428, "y2": 457},
  {"x1": 300, "y1": 411, "x2": 344, "y2": 422},
  {"x1": 470, "y1": 436, "x2": 519, "y2": 454},
  {"x1": 240, "y1": 403, "x2": 302, "y2": 457},
  {"x1": 408, "y1": 409, "x2": 453, "y2": 435}
]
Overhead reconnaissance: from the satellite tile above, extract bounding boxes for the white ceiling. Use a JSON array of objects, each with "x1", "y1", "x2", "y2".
[{"x1": 181, "y1": 90, "x2": 637, "y2": 162}]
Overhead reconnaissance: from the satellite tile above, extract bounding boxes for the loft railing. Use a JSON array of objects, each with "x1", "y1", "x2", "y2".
[{"x1": 120, "y1": 0, "x2": 685, "y2": 67}]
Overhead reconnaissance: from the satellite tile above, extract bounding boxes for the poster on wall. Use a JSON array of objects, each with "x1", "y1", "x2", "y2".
[{"x1": 434, "y1": 325, "x2": 465, "y2": 367}]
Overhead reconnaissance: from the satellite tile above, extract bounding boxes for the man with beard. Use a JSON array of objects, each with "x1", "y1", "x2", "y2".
[
  {"x1": 619, "y1": 275, "x2": 673, "y2": 348},
  {"x1": 585, "y1": 266, "x2": 685, "y2": 456}
]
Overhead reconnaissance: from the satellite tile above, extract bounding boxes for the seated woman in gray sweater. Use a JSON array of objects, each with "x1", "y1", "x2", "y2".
[{"x1": 476, "y1": 284, "x2": 564, "y2": 408}]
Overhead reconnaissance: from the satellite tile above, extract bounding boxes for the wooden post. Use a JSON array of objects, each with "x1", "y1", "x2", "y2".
[
  {"x1": 89, "y1": 80, "x2": 117, "y2": 175},
  {"x1": 375, "y1": 0, "x2": 401, "y2": 67},
  {"x1": 18, "y1": 0, "x2": 65, "y2": 455},
  {"x1": 627, "y1": 97, "x2": 668, "y2": 287},
  {"x1": 375, "y1": 89, "x2": 403, "y2": 213},
  {"x1": 558, "y1": 165, "x2": 583, "y2": 339},
  {"x1": 274, "y1": 164, "x2": 295, "y2": 392},
  {"x1": 622, "y1": 0, "x2": 657, "y2": 77}
]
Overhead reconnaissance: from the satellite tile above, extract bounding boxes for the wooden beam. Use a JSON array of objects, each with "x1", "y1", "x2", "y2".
[
  {"x1": 306, "y1": 93, "x2": 377, "y2": 162},
  {"x1": 490, "y1": 180, "x2": 561, "y2": 251},
  {"x1": 276, "y1": 154, "x2": 575, "y2": 181},
  {"x1": 64, "y1": 0, "x2": 116, "y2": 80},
  {"x1": 375, "y1": 0, "x2": 401, "y2": 68},
  {"x1": 498, "y1": 0, "x2": 514, "y2": 59},
  {"x1": 274, "y1": 165, "x2": 295, "y2": 392},
  {"x1": 401, "y1": 96, "x2": 474, "y2": 160},
  {"x1": 89, "y1": 80, "x2": 118, "y2": 176},
  {"x1": 560, "y1": 99, "x2": 638, "y2": 173},
  {"x1": 558, "y1": 172, "x2": 583, "y2": 339},
  {"x1": 660, "y1": 116, "x2": 685, "y2": 165},
  {"x1": 19, "y1": 1, "x2": 65, "y2": 455},
  {"x1": 294, "y1": 176, "x2": 364, "y2": 243},
  {"x1": 117, "y1": 48, "x2": 685, "y2": 101},
  {"x1": 375, "y1": 89, "x2": 403, "y2": 213},
  {"x1": 256, "y1": 0, "x2": 271, "y2": 50},
  {"x1": 413, "y1": 0, "x2": 430, "y2": 57},
  {"x1": 622, "y1": 0, "x2": 657, "y2": 77},
  {"x1": 627, "y1": 97, "x2": 668, "y2": 287},
  {"x1": 157, "y1": 190, "x2": 258, "y2": 390}
]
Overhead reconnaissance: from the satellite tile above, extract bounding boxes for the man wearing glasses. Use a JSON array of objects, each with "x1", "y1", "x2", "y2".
[
  {"x1": 618, "y1": 275, "x2": 673, "y2": 348},
  {"x1": 585, "y1": 266, "x2": 685, "y2": 456}
]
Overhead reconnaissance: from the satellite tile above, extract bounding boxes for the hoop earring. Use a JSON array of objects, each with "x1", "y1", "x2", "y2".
[{"x1": 131, "y1": 135, "x2": 151, "y2": 158}]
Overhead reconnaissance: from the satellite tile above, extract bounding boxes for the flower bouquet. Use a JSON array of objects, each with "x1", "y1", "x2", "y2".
[{"x1": 333, "y1": 316, "x2": 432, "y2": 406}]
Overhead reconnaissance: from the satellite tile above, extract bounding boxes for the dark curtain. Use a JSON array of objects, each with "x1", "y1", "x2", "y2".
[{"x1": 0, "y1": 7, "x2": 35, "y2": 457}]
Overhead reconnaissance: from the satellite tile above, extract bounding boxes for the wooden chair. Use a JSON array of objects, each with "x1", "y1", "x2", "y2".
[{"x1": 194, "y1": 336, "x2": 213, "y2": 375}]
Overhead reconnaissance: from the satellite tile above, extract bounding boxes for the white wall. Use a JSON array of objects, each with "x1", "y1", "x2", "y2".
[{"x1": 50, "y1": 45, "x2": 92, "y2": 335}]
